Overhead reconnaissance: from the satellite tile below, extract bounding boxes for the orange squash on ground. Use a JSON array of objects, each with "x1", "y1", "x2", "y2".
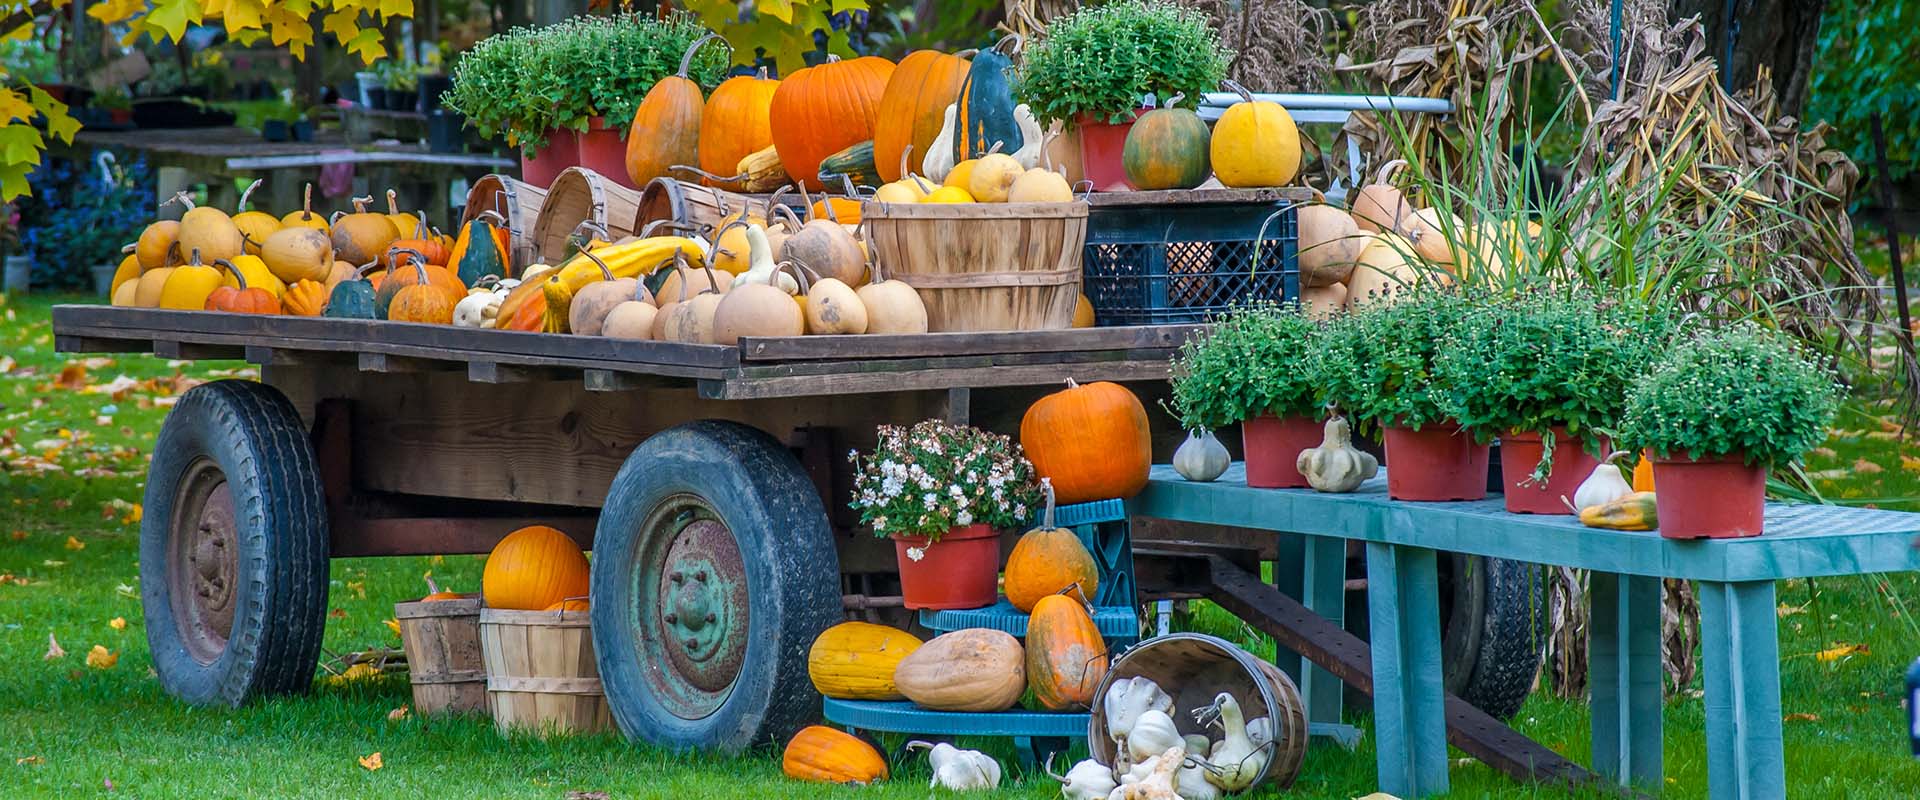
[
  {"x1": 1003, "y1": 480, "x2": 1100, "y2": 612},
  {"x1": 872, "y1": 49, "x2": 972, "y2": 183},
  {"x1": 1026, "y1": 592, "x2": 1109, "y2": 711},
  {"x1": 481, "y1": 525, "x2": 590, "y2": 611},
  {"x1": 1020, "y1": 379, "x2": 1151, "y2": 504},
  {"x1": 627, "y1": 33, "x2": 722, "y2": 188},
  {"x1": 782, "y1": 725, "x2": 888, "y2": 785},
  {"x1": 768, "y1": 54, "x2": 895, "y2": 189},
  {"x1": 698, "y1": 68, "x2": 780, "y2": 188},
  {"x1": 808, "y1": 621, "x2": 923, "y2": 701}
]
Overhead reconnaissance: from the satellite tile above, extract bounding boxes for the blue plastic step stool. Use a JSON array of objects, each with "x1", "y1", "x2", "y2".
[{"x1": 821, "y1": 498, "x2": 1139, "y2": 768}]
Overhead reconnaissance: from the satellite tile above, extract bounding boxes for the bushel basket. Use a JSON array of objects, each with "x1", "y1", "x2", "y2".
[{"x1": 862, "y1": 200, "x2": 1087, "y2": 332}]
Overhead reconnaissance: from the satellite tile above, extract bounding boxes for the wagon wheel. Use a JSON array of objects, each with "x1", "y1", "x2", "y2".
[
  {"x1": 1345, "y1": 552, "x2": 1545, "y2": 720},
  {"x1": 142, "y1": 380, "x2": 328, "y2": 705},
  {"x1": 592, "y1": 420, "x2": 840, "y2": 752}
]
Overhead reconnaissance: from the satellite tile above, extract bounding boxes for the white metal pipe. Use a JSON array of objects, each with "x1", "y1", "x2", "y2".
[{"x1": 1198, "y1": 92, "x2": 1454, "y2": 114}]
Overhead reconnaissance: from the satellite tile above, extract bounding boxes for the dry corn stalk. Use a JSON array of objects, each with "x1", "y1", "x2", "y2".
[{"x1": 1179, "y1": 0, "x2": 1332, "y2": 93}]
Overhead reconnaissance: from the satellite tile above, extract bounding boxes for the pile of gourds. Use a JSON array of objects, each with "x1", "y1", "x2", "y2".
[{"x1": 1049, "y1": 676, "x2": 1280, "y2": 800}]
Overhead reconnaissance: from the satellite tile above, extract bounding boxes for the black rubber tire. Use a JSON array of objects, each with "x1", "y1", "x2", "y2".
[
  {"x1": 1438, "y1": 554, "x2": 1546, "y2": 720},
  {"x1": 142, "y1": 379, "x2": 329, "y2": 706},
  {"x1": 591, "y1": 420, "x2": 840, "y2": 752}
]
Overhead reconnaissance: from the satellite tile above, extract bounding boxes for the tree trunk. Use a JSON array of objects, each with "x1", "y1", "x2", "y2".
[{"x1": 1672, "y1": 0, "x2": 1826, "y2": 116}]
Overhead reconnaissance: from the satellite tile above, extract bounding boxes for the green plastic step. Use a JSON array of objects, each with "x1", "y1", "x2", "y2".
[
  {"x1": 821, "y1": 698, "x2": 1088, "y2": 739},
  {"x1": 919, "y1": 599, "x2": 1141, "y2": 644}
]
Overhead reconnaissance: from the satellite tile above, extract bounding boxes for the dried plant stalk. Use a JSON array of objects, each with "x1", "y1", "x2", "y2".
[{"x1": 1178, "y1": 0, "x2": 1332, "y2": 93}]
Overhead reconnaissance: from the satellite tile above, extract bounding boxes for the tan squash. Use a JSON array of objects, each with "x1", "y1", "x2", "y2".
[
  {"x1": 568, "y1": 277, "x2": 645, "y2": 337},
  {"x1": 782, "y1": 185, "x2": 867, "y2": 286},
  {"x1": 602, "y1": 298, "x2": 658, "y2": 339},
  {"x1": 173, "y1": 192, "x2": 246, "y2": 264},
  {"x1": 803, "y1": 270, "x2": 869, "y2": 335},
  {"x1": 1296, "y1": 190, "x2": 1366, "y2": 287},
  {"x1": 711, "y1": 272, "x2": 804, "y2": 345},
  {"x1": 1345, "y1": 233, "x2": 1417, "y2": 308},
  {"x1": 1299, "y1": 281, "x2": 1348, "y2": 321},
  {"x1": 1006, "y1": 166, "x2": 1072, "y2": 202},
  {"x1": 855, "y1": 259, "x2": 928, "y2": 334},
  {"x1": 133, "y1": 267, "x2": 176, "y2": 307},
  {"x1": 892, "y1": 628, "x2": 1025, "y2": 712},
  {"x1": 1351, "y1": 159, "x2": 1414, "y2": 234},
  {"x1": 259, "y1": 226, "x2": 335, "y2": 284},
  {"x1": 808, "y1": 621, "x2": 924, "y2": 700},
  {"x1": 330, "y1": 195, "x2": 402, "y2": 268}
]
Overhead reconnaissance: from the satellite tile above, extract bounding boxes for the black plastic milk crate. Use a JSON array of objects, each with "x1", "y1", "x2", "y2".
[{"x1": 1081, "y1": 195, "x2": 1300, "y2": 325}]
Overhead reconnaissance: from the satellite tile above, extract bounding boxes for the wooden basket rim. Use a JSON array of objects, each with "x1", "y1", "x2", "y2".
[
  {"x1": 478, "y1": 608, "x2": 592, "y2": 626},
  {"x1": 395, "y1": 596, "x2": 482, "y2": 618},
  {"x1": 861, "y1": 200, "x2": 1089, "y2": 220}
]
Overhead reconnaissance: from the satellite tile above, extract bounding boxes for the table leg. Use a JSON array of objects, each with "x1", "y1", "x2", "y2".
[
  {"x1": 1365, "y1": 542, "x2": 1449, "y2": 797},
  {"x1": 1301, "y1": 534, "x2": 1347, "y2": 726},
  {"x1": 1699, "y1": 579, "x2": 1785, "y2": 800},
  {"x1": 1589, "y1": 572, "x2": 1664, "y2": 787}
]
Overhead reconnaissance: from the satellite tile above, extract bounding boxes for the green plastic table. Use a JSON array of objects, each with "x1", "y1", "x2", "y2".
[{"x1": 1133, "y1": 463, "x2": 1920, "y2": 800}]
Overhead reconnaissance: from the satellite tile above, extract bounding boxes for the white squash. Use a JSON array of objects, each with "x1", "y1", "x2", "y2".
[
  {"x1": 921, "y1": 103, "x2": 959, "y2": 183},
  {"x1": 1570, "y1": 451, "x2": 1635, "y2": 513},
  {"x1": 1296, "y1": 415, "x2": 1379, "y2": 493},
  {"x1": 907, "y1": 741, "x2": 1001, "y2": 791},
  {"x1": 1010, "y1": 103, "x2": 1045, "y2": 169},
  {"x1": 1198, "y1": 692, "x2": 1267, "y2": 792},
  {"x1": 1045, "y1": 755, "x2": 1117, "y2": 800},
  {"x1": 1173, "y1": 430, "x2": 1229, "y2": 482},
  {"x1": 1126, "y1": 709, "x2": 1183, "y2": 765}
]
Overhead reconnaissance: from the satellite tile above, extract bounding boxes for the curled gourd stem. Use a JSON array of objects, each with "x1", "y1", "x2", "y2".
[
  {"x1": 581, "y1": 249, "x2": 614, "y2": 281},
  {"x1": 640, "y1": 219, "x2": 702, "y2": 238},
  {"x1": 414, "y1": 211, "x2": 433, "y2": 239},
  {"x1": 386, "y1": 188, "x2": 403, "y2": 215},
  {"x1": 992, "y1": 33, "x2": 1022, "y2": 56},
  {"x1": 1043, "y1": 752, "x2": 1068, "y2": 784},
  {"x1": 766, "y1": 185, "x2": 793, "y2": 221},
  {"x1": 1222, "y1": 78, "x2": 1255, "y2": 104},
  {"x1": 1166, "y1": 92, "x2": 1185, "y2": 107},
  {"x1": 897, "y1": 144, "x2": 916, "y2": 183},
  {"x1": 212, "y1": 258, "x2": 246, "y2": 288},
  {"x1": 770, "y1": 203, "x2": 805, "y2": 233},
  {"x1": 794, "y1": 181, "x2": 817, "y2": 221},
  {"x1": 476, "y1": 209, "x2": 508, "y2": 228},
  {"x1": 238, "y1": 179, "x2": 263, "y2": 212},
  {"x1": 1374, "y1": 158, "x2": 1409, "y2": 185},
  {"x1": 775, "y1": 260, "x2": 811, "y2": 295},
  {"x1": 121, "y1": 242, "x2": 136, "y2": 254},
  {"x1": 168, "y1": 190, "x2": 196, "y2": 210},
  {"x1": 424, "y1": 575, "x2": 442, "y2": 595},
  {"x1": 817, "y1": 192, "x2": 841, "y2": 223},
  {"x1": 1038, "y1": 477, "x2": 1056, "y2": 529},
  {"x1": 572, "y1": 219, "x2": 611, "y2": 242},
  {"x1": 909, "y1": 173, "x2": 936, "y2": 195}
]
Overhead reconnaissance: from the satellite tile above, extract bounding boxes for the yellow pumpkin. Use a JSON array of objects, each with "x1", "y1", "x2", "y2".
[
  {"x1": 135, "y1": 220, "x2": 180, "y2": 270},
  {"x1": 157, "y1": 253, "x2": 225, "y2": 310},
  {"x1": 279, "y1": 184, "x2": 330, "y2": 233},
  {"x1": 282, "y1": 279, "x2": 329, "y2": 316},
  {"x1": 480, "y1": 525, "x2": 590, "y2": 611},
  {"x1": 175, "y1": 193, "x2": 247, "y2": 264},
  {"x1": 1209, "y1": 81, "x2": 1300, "y2": 188},
  {"x1": 108, "y1": 253, "x2": 141, "y2": 296},
  {"x1": 219, "y1": 254, "x2": 287, "y2": 299},
  {"x1": 807, "y1": 621, "x2": 923, "y2": 700},
  {"x1": 133, "y1": 267, "x2": 176, "y2": 307},
  {"x1": 782, "y1": 726, "x2": 888, "y2": 785},
  {"x1": 920, "y1": 185, "x2": 974, "y2": 203}
]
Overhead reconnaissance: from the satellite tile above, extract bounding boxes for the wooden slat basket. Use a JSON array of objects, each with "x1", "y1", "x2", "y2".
[
  {"x1": 394, "y1": 594, "x2": 488, "y2": 716},
  {"x1": 479, "y1": 607, "x2": 610, "y2": 736},
  {"x1": 532, "y1": 167, "x2": 645, "y2": 264},
  {"x1": 862, "y1": 200, "x2": 1088, "y2": 332},
  {"x1": 462, "y1": 174, "x2": 547, "y2": 273},
  {"x1": 634, "y1": 176, "x2": 760, "y2": 238}
]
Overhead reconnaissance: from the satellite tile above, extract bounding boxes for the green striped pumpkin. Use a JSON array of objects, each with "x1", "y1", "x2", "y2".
[{"x1": 1122, "y1": 102, "x2": 1212, "y2": 190}]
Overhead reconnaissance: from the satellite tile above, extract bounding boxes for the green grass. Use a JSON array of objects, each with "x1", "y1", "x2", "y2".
[{"x1": 4, "y1": 291, "x2": 1920, "y2": 797}]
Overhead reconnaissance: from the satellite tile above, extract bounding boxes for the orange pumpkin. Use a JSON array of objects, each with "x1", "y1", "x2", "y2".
[
  {"x1": 872, "y1": 49, "x2": 973, "y2": 183},
  {"x1": 1020, "y1": 379, "x2": 1151, "y2": 504},
  {"x1": 1003, "y1": 480, "x2": 1101, "y2": 612},
  {"x1": 481, "y1": 525, "x2": 590, "y2": 611},
  {"x1": 781, "y1": 726, "x2": 888, "y2": 785},
  {"x1": 769, "y1": 54, "x2": 895, "y2": 190},
  {"x1": 543, "y1": 598, "x2": 590, "y2": 612},
  {"x1": 388, "y1": 217, "x2": 453, "y2": 266},
  {"x1": 628, "y1": 33, "x2": 723, "y2": 188},
  {"x1": 698, "y1": 68, "x2": 780, "y2": 188},
  {"x1": 281, "y1": 278, "x2": 329, "y2": 316},
  {"x1": 205, "y1": 260, "x2": 282, "y2": 314},
  {"x1": 1026, "y1": 592, "x2": 1109, "y2": 711},
  {"x1": 420, "y1": 577, "x2": 465, "y2": 602},
  {"x1": 387, "y1": 258, "x2": 459, "y2": 325},
  {"x1": 375, "y1": 248, "x2": 464, "y2": 319}
]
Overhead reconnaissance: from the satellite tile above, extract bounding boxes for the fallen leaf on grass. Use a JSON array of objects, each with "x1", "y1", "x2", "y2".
[
  {"x1": 15, "y1": 756, "x2": 42, "y2": 765},
  {"x1": 1783, "y1": 712, "x2": 1820, "y2": 722},
  {"x1": 1, "y1": 573, "x2": 31, "y2": 586},
  {"x1": 1807, "y1": 447, "x2": 1837, "y2": 459},
  {"x1": 64, "y1": 536, "x2": 84, "y2": 551},
  {"x1": 387, "y1": 705, "x2": 410, "y2": 721},
  {"x1": 86, "y1": 645, "x2": 118, "y2": 670},
  {"x1": 345, "y1": 580, "x2": 366, "y2": 599},
  {"x1": 1903, "y1": 455, "x2": 1920, "y2": 473},
  {"x1": 53, "y1": 365, "x2": 87, "y2": 390},
  {"x1": 41, "y1": 560, "x2": 64, "y2": 567},
  {"x1": 383, "y1": 618, "x2": 401, "y2": 636},
  {"x1": 328, "y1": 609, "x2": 347, "y2": 619},
  {"x1": 327, "y1": 663, "x2": 380, "y2": 686},
  {"x1": 358, "y1": 752, "x2": 382, "y2": 771},
  {"x1": 8, "y1": 530, "x2": 23, "y2": 541},
  {"x1": 114, "y1": 583, "x2": 137, "y2": 599},
  {"x1": 0, "y1": 355, "x2": 14, "y2": 374},
  {"x1": 1815, "y1": 643, "x2": 1870, "y2": 662},
  {"x1": 45, "y1": 633, "x2": 65, "y2": 660},
  {"x1": 109, "y1": 617, "x2": 126, "y2": 631},
  {"x1": 1852, "y1": 459, "x2": 1885, "y2": 475}
]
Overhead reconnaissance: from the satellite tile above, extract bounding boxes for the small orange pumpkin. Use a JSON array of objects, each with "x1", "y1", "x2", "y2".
[
  {"x1": 420, "y1": 577, "x2": 465, "y2": 602},
  {"x1": 281, "y1": 278, "x2": 329, "y2": 316},
  {"x1": 543, "y1": 598, "x2": 590, "y2": 612},
  {"x1": 1026, "y1": 591, "x2": 1109, "y2": 711},
  {"x1": 205, "y1": 259, "x2": 282, "y2": 314},
  {"x1": 1003, "y1": 480, "x2": 1101, "y2": 612},
  {"x1": 481, "y1": 525, "x2": 590, "y2": 611},
  {"x1": 1020, "y1": 379, "x2": 1151, "y2": 504},
  {"x1": 375, "y1": 248, "x2": 464, "y2": 319},
  {"x1": 781, "y1": 725, "x2": 888, "y2": 785},
  {"x1": 388, "y1": 259, "x2": 459, "y2": 325}
]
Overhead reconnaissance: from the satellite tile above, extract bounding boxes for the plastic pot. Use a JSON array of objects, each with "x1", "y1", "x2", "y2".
[
  {"x1": 1242, "y1": 413, "x2": 1323, "y2": 489},
  {"x1": 1652, "y1": 452, "x2": 1767, "y2": 538},
  {"x1": 1075, "y1": 110, "x2": 1144, "y2": 192},
  {"x1": 1498, "y1": 428, "x2": 1602, "y2": 515},
  {"x1": 575, "y1": 117, "x2": 634, "y2": 188},
  {"x1": 1382, "y1": 421, "x2": 1490, "y2": 501},
  {"x1": 892, "y1": 524, "x2": 1001, "y2": 610},
  {"x1": 520, "y1": 129, "x2": 579, "y2": 188}
]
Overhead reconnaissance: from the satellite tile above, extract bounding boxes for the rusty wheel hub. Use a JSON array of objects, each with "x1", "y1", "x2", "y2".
[
  {"x1": 168, "y1": 458, "x2": 238, "y2": 665},
  {"x1": 637, "y1": 495, "x2": 750, "y2": 719}
]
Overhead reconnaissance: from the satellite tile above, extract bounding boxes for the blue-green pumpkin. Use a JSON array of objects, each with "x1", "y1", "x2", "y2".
[
  {"x1": 1122, "y1": 101, "x2": 1212, "y2": 190},
  {"x1": 953, "y1": 35, "x2": 1024, "y2": 162},
  {"x1": 323, "y1": 269, "x2": 378, "y2": 319}
]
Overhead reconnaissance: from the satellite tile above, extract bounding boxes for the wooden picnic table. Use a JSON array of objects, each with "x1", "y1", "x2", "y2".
[{"x1": 1133, "y1": 463, "x2": 1920, "y2": 800}]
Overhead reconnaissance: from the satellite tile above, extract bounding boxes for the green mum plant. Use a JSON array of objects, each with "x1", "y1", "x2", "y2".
[
  {"x1": 1311, "y1": 288, "x2": 1474, "y2": 434},
  {"x1": 1168, "y1": 302, "x2": 1322, "y2": 431},
  {"x1": 1014, "y1": 0, "x2": 1233, "y2": 127},
  {"x1": 849, "y1": 420, "x2": 1043, "y2": 542},
  {"x1": 1433, "y1": 291, "x2": 1678, "y2": 480},
  {"x1": 1618, "y1": 323, "x2": 1843, "y2": 467}
]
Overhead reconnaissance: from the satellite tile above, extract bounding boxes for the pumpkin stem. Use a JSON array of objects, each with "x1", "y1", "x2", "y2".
[
  {"x1": 992, "y1": 33, "x2": 1023, "y2": 56},
  {"x1": 677, "y1": 32, "x2": 728, "y2": 78},
  {"x1": 168, "y1": 190, "x2": 195, "y2": 210},
  {"x1": 1374, "y1": 158, "x2": 1410, "y2": 186},
  {"x1": 213, "y1": 258, "x2": 247, "y2": 289},
  {"x1": 908, "y1": 173, "x2": 935, "y2": 196},
  {"x1": 415, "y1": 211, "x2": 431, "y2": 240},
  {"x1": 352, "y1": 194, "x2": 373, "y2": 214},
  {"x1": 986, "y1": 140, "x2": 1005, "y2": 155},
  {"x1": 300, "y1": 183, "x2": 315, "y2": 219},
  {"x1": 794, "y1": 181, "x2": 817, "y2": 221},
  {"x1": 581, "y1": 249, "x2": 615, "y2": 282},
  {"x1": 669, "y1": 164, "x2": 744, "y2": 188},
  {"x1": 774, "y1": 260, "x2": 811, "y2": 296},
  {"x1": 955, "y1": 48, "x2": 979, "y2": 59},
  {"x1": 188, "y1": 247, "x2": 203, "y2": 267},
  {"x1": 770, "y1": 203, "x2": 805, "y2": 232},
  {"x1": 121, "y1": 242, "x2": 136, "y2": 254},
  {"x1": 1042, "y1": 752, "x2": 1070, "y2": 784},
  {"x1": 1221, "y1": 78, "x2": 1255, "y2": 104},
  {"x1": 1166, "y1": 92, "x2": 1185, "y2": 107},
  {"x1": 1603, "y1": 450, "x2": 1631, "y2": 465},
  {"x1": 896, "y1": 144, "x2": 916, "y2": 184},
  {"x1": 817, "y1": 194, "x2": 841, "y2": 224},
  {"x1": 640, "y1": 218, "x2": 701, "y2": 238},
  {"x1": 238, "y1": 179, "x2": 263, "y2": 213},
  {"x1": 424, "y1": 575, "x2": 441, "y2": 596},
  {"x1": 1038, "y1": 477, "x2": 1056, "y2": 529},
  {"x1": 905, "y1": 740, "x2": 934, "y2": 753},
  {"x1": 386, "y1": 188, "x2": 402, "y2": 215}
]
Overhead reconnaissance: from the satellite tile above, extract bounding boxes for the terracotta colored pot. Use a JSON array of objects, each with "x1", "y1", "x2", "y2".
[
  {"x1": 1075, "y1": 110, "x2": 1144, "y2": 192},
  {"x1": 893, "y1": 524, "x2": 1001, "y2": 610},
  {"x1": 1499, "y1": 428, "x2": 1603, "y2": 515},
  {"x1": 1242, "y1": 413, "x2": 1323, "y2": 489},
  {"x1": 575, "y1": 117, "x2": 636, "y2": 189},
  {"x1": 1652, "y1": 452, "x2": 1767, "y2": 539},
  {"x1": 521, "y1": 129, "x2": 578, "y2": 188},
  {"x1": 1383, "y1": 421, "x2": 1490, "y2": 501}
]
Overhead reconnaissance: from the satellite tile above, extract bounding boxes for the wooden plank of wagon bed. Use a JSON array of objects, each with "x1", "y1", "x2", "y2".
[
  {"x1": 733, "y1": 325, "x2": 1205, "y2": 361},
  {"x1": 704, "y1": 349, "x2": 1174, "y2": 400}
]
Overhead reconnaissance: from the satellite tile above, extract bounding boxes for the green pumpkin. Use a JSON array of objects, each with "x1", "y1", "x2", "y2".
[
  {"x1": 953, "y1": 35, "x2": 1024, "y2": 162},
  {"x1": 1123, "y1": 103, "x2": 1212, "y2": 190},
  {"x1": 451, "y1": 217, "x2": 506, "y2": 288},
  {"x1": 818, "y1": 140, "x2": 882, "y2": 188},
  {"x1": 324, "y1": 277, "x2": 377, "y2": 319}
]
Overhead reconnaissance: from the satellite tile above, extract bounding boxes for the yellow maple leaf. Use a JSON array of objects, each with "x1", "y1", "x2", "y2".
[
  {"x1": 327, "y1": 662, "x2": 380, "y2": 685},
  {"x1": 86, "y1": 0, "x2": 146, "y2": 25},
  {"x1": 85, "y1": 645, "x2": 118, "y2": 669},
  {"x1": 1783, "y1": 712, "x2": 1820, "y2": 722},
  {"x1": 1815, "y1": 643, "x2": 1869, "y2": 662},
  {"x1": 358, "y1": 752, "x2": 383, "y2": 771},
  {"x1": 383, "y1": 618, "x2": 401, "y2": 636},
  {"x1": 0, "y1": 89, "x2": 34, "y2": 125},
  {"x1": 321, "y1": 8, "x2": 357, "y2": 41},
  {"x1": 44, "y1": 632, "x2": 65, "y2": 660},
  {"x1": 64, "y1": 536, "x2": 85, "y2": 551},
  {"x1": 109, "y1": 617, "x2": 126, "y2": 631}
]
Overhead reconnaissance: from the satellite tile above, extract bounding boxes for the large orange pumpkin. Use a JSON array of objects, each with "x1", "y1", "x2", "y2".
[
  {"x1": 481, "y1": 525, "x2": 590, "y2": 610},
  {"x1": 1003, "y1": 481, "x2": 1100, "y2": 612},
  {"x1": 769, "y1": 54, "x2": 895, "y2": 190},
  {"x1": 627, "y1": 33, "x2": 723, "y2": 188},
  {"x1": 872, "y1": 49, "x2": 972, "y2": 183},
  {"x1": 782, "y1": 726, "x2": 888, "y2": 785},
  {"x1": 1020, "y1": 379, "x2": 1152, "y2": 504},
  {"x1": 698, "y1": 68, "x2": 780, "y2": 188},
  {"x1": 1026, "y1": 592, "x2": 1109, "y2": 711}
]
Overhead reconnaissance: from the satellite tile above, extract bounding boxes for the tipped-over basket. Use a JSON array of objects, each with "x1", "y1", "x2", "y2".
[
  {"x1": 862, "y1": 200, "x2": 1087, "y2": 332},
  {"x1": 532, "y1": 167, "x2": 645, "y2": 264},
  {"x1": 479, "y1": 607, "x2": 610, "y2": 736},
  {"x1": 1089, "y1": 632, "x2": 1308, "y2": 790}
]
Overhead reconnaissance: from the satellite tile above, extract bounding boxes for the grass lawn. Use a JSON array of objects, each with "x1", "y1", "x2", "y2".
[{"x1": 4, "y1": 291, "x2": 1920, "y2": 798}]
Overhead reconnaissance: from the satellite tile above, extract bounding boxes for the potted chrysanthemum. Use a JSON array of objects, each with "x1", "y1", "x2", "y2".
[
  {"x1": 850, "y1": 420, "x2": 1043, "y2": 609},
  {"x1": 1169, "y1": 302, "x2": 1325, "y2": 488}
]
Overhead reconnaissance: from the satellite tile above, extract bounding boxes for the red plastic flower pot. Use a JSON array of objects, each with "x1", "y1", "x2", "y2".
[
  {"x1": 575, "y1": 117, "x2": 636, "y2": 188},
  {"x1": 1499, "y1": 428, "x2": 1602, "y2": 515},
  {"x1": 521, "y1": 128, "x2": 578, "y2": 188},
  {"x1": 1242, "y1": 413, "x2": 1323, "y2": 489},
  {"x1": 1075, "y1": 111, "x2": 1144, "y2": 192},
  {"x1": 1383, "y1": 421, "x2": 1490, "y2": 501},
  {"x1": 892, "y1": 524, "x2": 1002, "y2": 610},
  {"x1": 1651, "y1": 452, "x2": 1767, "y2": 538}
]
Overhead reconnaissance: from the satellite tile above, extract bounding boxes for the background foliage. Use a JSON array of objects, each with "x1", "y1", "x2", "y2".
[{"x1": 1806, "y1": 0, "x2": 1919, "y2": 183}]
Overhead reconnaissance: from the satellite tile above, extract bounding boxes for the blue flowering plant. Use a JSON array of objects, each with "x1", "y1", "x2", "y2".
[{"x1": 849, "y1": 420, "x2": 1042, "y2": 542}]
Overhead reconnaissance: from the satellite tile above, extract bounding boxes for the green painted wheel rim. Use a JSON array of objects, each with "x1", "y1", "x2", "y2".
[{"x1": 631, "y1": 493, "x2": 751, "y2": 720}]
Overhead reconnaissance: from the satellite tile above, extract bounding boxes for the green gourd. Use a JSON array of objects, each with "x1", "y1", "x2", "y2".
[
  {"x1": 450, "y1": 212, "x2": 508, "y2": 288},
  {"x1": 1122, "y1": 96, "x2": 1212, "y2": 190},
  {"x1": 323, "y1": 264, "x2": 379, "y2": 319},
  {"x1": 952, "y1": 35, "x2": 1024, "y2": 162},
  {"x1": 817, "y1": 140, "x2": 883, "y2": 188}
]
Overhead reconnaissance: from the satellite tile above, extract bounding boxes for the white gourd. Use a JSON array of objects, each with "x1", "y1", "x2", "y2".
[
  {"x1": 1110, "y1": 747, "x2": 1183, "y2": 800},
  {"x1": 1175, "y1": 757, "x2": 1221, "y2": 800},
  {"x1": 1126, "y1": 710, "x2": 1184, "y2": 764},
  {"x1": 1173, "y1": 429, "x2": 1230, "y2": 482},
  {"x1": 1103, "y1": 676, "x2": 1174, "y2": 742},
  {"x1": 1011, "y1": 104, "x2": 1045, "y2": 168},
  {"x1": 1046, "y1": 755, "x2": 1117, "y2": 800},
  {"x1": 908, "y1": 741, "x2": 1001, "y2": 791},
  {"x1": 1296, "y1": 414, "x2": 1379, "y2": 493},
  {"x1": 1181, "y1": 734, "x2": 1211, "y2": 755},
  {"x1": 1198, "y1": 692, "x2": 1267, "y2": 792},
  {"x1": 1570, "y1": 450, "x2": 1635, "y2": 512},
  {"x1": 733, "y1": 223, "x2": 798, "y2": 294},
  {"x1": 922, "y1": 103, "x2": 959, "y2": 183},
  {"x1": 1244, "y1": 716, "x2": 1273, "y2": 749}
]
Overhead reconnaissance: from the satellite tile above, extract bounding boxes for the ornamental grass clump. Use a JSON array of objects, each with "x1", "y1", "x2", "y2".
[
  {"x1": 1015, "y1": 0, "x2": 1233, "y2": 126},
  {"x1": 1168, "y1": 302, "x2": 1322, "y2": 430},
  {"x1": 850, "y1": 421, "x2": 1042, "y2": 541},
  {"x1": 1619, "y1": 323, "x2": 1842, "y2": 467}
]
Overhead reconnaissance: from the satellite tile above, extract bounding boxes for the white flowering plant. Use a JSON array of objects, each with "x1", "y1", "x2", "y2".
[
  {"x1": 1618, "y1": 322, "x2": 1843, "y2": 466},
  {"x1": 849, "y1": 421, "x2": 1043, "y2": 541}
]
